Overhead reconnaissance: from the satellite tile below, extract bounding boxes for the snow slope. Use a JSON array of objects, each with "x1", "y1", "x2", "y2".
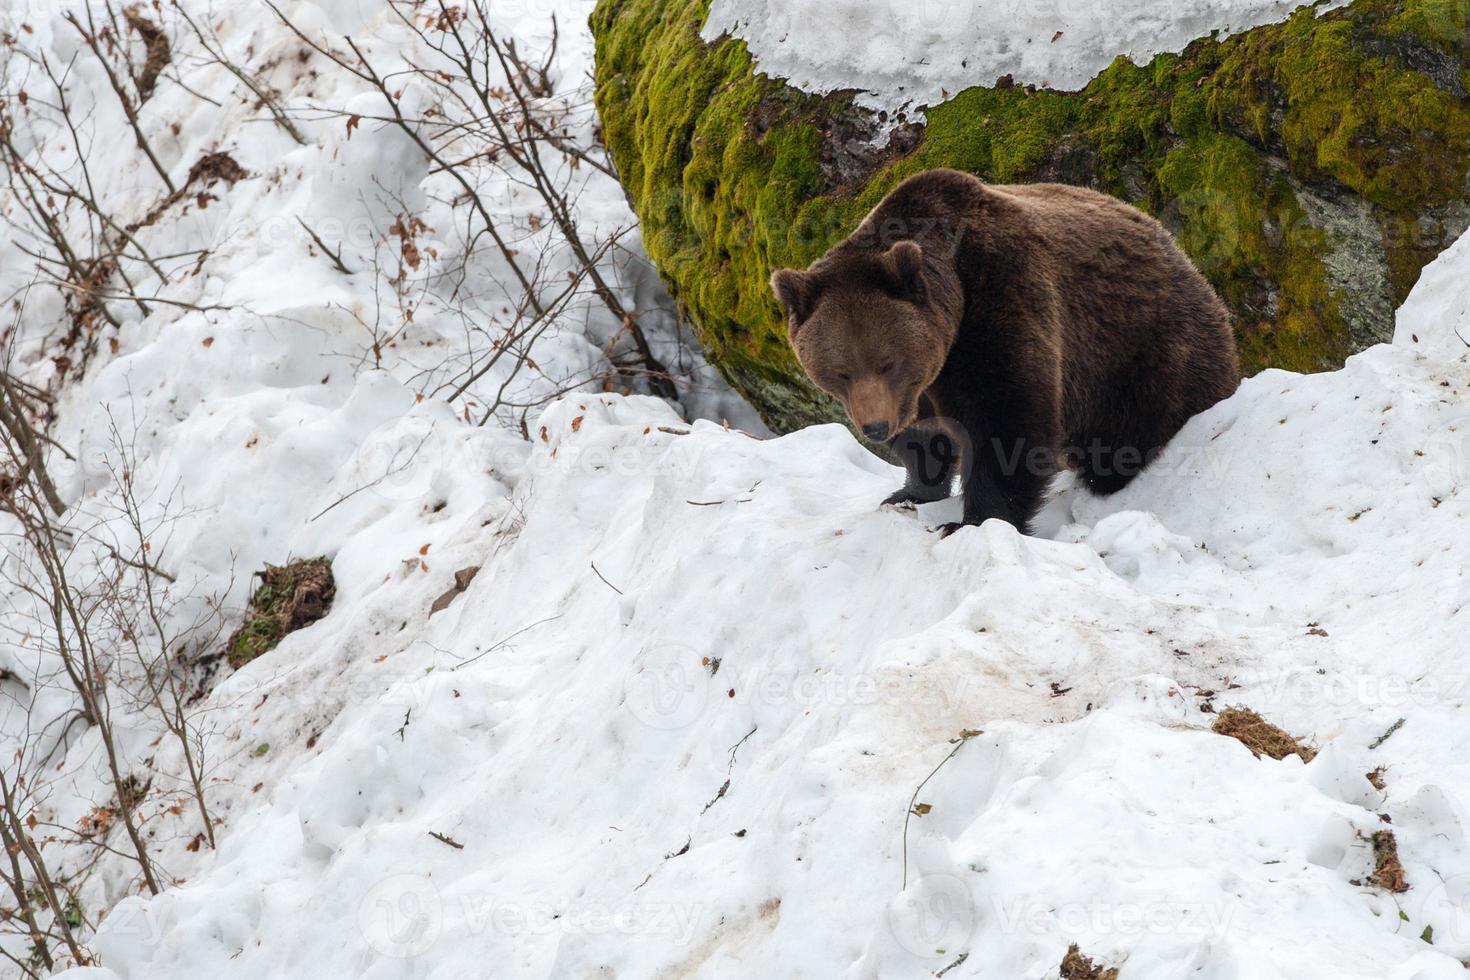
[
  {"x1": 82, "y1": 271, "x2": 1470, "y2": 979},
  {"x1": 702, "y1": 0, "x2": 1348, "y2": 112},
  {"x1": 1396, "y1": 227, "x2": 1470, "y2": 363},
  {"x1": 62, "y1": 251, "x2": 1470, "y2": 980},
  {"x1": 1, "y1": 0, "x2": 1468, "y2": 978}
]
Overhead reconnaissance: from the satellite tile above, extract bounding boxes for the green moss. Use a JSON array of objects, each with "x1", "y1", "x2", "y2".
[
  {"x1": 594, "y1": 0, "x2": 1470, "y2": 430},
  {"x1": 1385, "y1": 0, "x2": 1470, "y2": 48},
  {"x1": 227, "y1": 614, "x2": 284, "y2": 669},
  {"x1": 226, "y1": 557, "x2": 335, "y2": 669}
]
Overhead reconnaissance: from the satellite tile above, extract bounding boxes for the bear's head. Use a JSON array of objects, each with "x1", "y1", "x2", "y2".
[{"x1": 770, "y1": 240, "x2": 957, "y2": 444}]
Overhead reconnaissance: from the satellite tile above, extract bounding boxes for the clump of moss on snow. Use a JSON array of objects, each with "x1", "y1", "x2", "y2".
[{"x1": 226, "y1": 558, "x2": 336, "y2": 669}]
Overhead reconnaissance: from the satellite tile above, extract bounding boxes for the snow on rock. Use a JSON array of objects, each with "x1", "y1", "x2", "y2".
[
  {"x1": 1397, "y1": 229, "x2": 1470, "y2": 362},
  {"x1": 702, "y1": 0, "x2": 1349, "y2": 112}
]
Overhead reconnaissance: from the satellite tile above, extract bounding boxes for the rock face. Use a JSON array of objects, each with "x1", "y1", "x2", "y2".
[{"x1": 592, "y1": 0, "x2": 1470, "y2": 432}]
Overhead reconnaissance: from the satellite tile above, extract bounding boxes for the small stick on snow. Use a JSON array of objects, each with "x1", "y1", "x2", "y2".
[
  {"x1": 902, "y1": 729, "x2": 982, "y2": 890},
  {"x1": 1369, "y1": 717, "x2": 1406, "y2": 750},
  {"x1": 296, "y1": 218, "x2": 354, "y2": 275},
  {"x1": 590, "y1": 562, "x2": 623, "y2": 595},
  {"x1": 451, "y1": 616, "x2": 561, "y2": 671},
  {"x1": 937, "y1": 953, "x2": 970, "y2": 977},
  {"x1": 309, "y1": 431, "x2": 433, "y2": 522},
  {"x1": 727, "y1": 726, "x2": 758, "y2": 774},
  {"x1": 429, "y1": 831, "x2": 464, "y2": 850},
  {"x1": 688, "y1": 481, "x2": 761, "y2": 507}
]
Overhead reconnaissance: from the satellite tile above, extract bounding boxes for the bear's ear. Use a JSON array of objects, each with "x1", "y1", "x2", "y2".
[
  {"x1": 881, "y1": 240, "x2": 926, "y2": 303},
  {"x1": 770, "y1": 268, "x2": 816, "y2": 330}
]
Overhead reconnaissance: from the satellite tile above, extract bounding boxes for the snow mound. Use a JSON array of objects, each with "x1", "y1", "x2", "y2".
[
  {"x1": 95, "y1": 333, "x2": 1470, "y2": 977},
  {"x1": 703, "y1": 0, "x2": 1347, "y2": 112},
  {"x1": 1396, "y1": 226, "x2": 1470, "y2": 362}
]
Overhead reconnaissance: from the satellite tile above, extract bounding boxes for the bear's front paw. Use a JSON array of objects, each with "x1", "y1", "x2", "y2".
[
  {"x1": 934, "y1": 521, "x2": 968, "y2": 538},
  {"x1": 880, "y1": 488, "x2": 921, "y2": 511}
]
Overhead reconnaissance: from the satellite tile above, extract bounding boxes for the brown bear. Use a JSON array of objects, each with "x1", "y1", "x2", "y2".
[{"x1": 770, "y1": 168, "x2": 1239, "y2": 534}]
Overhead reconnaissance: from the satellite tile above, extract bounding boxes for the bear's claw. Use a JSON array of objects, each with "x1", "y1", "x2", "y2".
[
  {"x1": 882, "y1": 486, "x2": 947, "y2": 510},
  {"x1": 880, "y1": 491, "x2": 920, "y2": 512}
]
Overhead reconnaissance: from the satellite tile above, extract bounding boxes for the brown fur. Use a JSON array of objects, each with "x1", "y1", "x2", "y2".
[{"x1": 771, "y1": 168, "x2": 1239, "y2": 533}]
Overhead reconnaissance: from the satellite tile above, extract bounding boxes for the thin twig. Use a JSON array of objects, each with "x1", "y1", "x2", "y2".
[
  {"x1": 1369, "y1": 717, "x2": 1405, "y2": 750},
  {"x1": 174, "y1": 3, "x2": 308, "y2": 145},
  {"x1": 902, "y1": 730, "x2": 982, "y2": 889},
  {"x1": 296, "y1": 218, "x2": 354, "y2": 275},
  {"x1": 590, "y1": 561, "x2": 622, "y2": 595},
  {"x1": 451, "y1": 615, "x2": 560, "y2": 671}
]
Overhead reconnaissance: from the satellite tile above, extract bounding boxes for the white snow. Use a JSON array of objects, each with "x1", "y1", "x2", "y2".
[
  {"x1": 1396, "y1": 226, "x2": 1470, "y2": 362},
  {"x1": 4, "y1": 1, "x2": 1470, "y2": 979},
  {"x1": 74, "y1": 326, "x2": 1470, "y2": 980},
  {"x1": 702, "y1": 0, "x2": 1348, "y2": 113}
]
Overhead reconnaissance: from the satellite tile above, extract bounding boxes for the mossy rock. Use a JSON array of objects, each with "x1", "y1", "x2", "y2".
[
  {"x1": 592, "y1": 0, "x2": 1470, "y2": 432},
  {"x1": 226, "y1": 558, "x2": 335, "y2": 669}
]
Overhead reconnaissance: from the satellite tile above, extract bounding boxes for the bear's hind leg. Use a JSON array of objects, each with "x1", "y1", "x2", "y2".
[
  {"x1": 1082, "y1": 470, "x2": 1133, "y2": 496},
  {"x1": 1079, "y1": 450, "x2": 1145, "y2": 496},
  {"x1": 1076, "y1": 431, "x2": 1158, "y2": 497}
]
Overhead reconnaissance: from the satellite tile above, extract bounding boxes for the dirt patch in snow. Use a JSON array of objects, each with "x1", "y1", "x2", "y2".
[
  {"x1": 1211, "y1": 707, "x2": 1317, "y2": 762},
  {"x1": 1368, "y1": 830, "x2": 1409, "y2": 893},
  {"x1": 1060, "y1": 944, "x2": 1119, "y2": 980},
  {"x1": 227, "y1": 557, "x2": 336, "y2": 668},
  {"x1": 124, "y1": 8, "x2": 172, "y2": 105},
  {"x1": 127, "y1": 151, "x2": 250, "y2": 233}
]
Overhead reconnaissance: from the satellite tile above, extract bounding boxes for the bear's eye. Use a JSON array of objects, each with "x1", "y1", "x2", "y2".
[
  {"x1": 877, "y1": 362, "x2": 895, "y2": 376},
  {"x1": 833, "y1": 372, "x2": 851, "y2": 386}
]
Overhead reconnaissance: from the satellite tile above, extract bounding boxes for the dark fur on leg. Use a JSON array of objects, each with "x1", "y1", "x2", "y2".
[{"x1": 882, "y1": 419, "x2": 960, "y2": 508}]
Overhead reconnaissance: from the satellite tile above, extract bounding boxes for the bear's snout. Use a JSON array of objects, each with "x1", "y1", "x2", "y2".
[{"x1": 847, "y1": 377, "x2": 901, "y2": 445}]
